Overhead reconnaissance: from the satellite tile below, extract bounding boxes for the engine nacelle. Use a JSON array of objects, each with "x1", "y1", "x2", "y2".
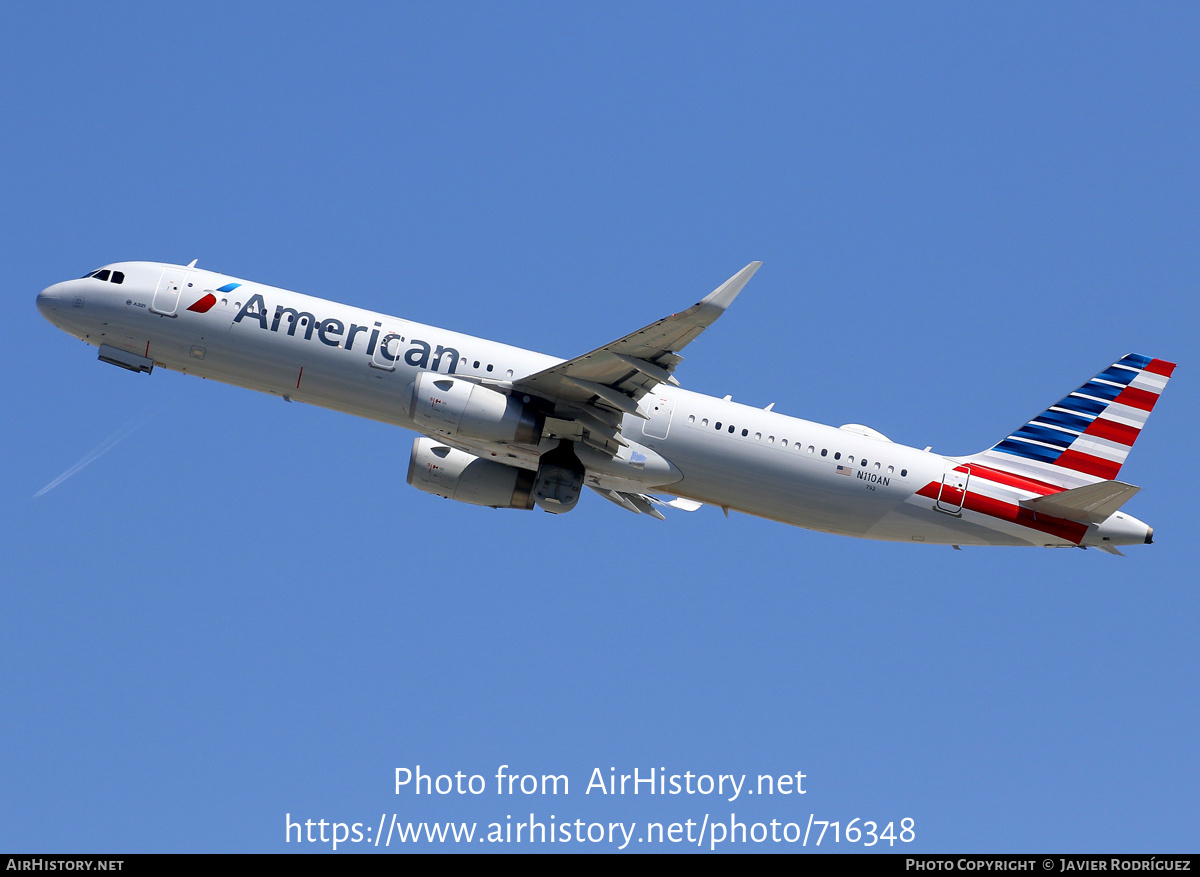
[
  {"x1": 532, "y1": 463, "x2": 584, "y2": 514},
  {"x1": 407, "y1": 438, "x2": 536, "y2": 509},
  {"x1": 409, "y1": 372, "x2": 539, "y2": 444}
]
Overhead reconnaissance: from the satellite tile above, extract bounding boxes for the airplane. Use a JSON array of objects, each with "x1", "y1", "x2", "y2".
[{"x1": 36, "y1": 260, "x2": 1174, "y2": 552}]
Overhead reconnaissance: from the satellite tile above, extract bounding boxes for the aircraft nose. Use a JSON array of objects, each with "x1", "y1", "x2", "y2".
[
  {"x1": 37, "y1": 281, "x2": 70, "y2": 323},
  {"x1": 37, "y1": 283, "x2": 59, "y2": 314}
]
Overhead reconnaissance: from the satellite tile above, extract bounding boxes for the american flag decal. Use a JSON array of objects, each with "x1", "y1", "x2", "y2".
[{"x1": 836, "y1": 465, "x2": 853, "y2": 476}]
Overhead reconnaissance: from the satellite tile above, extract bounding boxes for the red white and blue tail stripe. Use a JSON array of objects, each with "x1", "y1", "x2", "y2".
[{"x1": 967, "y1": 353, "x2": 1175, "y2": 490}]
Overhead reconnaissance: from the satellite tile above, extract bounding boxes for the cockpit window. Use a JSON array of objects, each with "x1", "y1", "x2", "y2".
[{"x1": 81, "y1": 268, "x2": 125, "y2": 283}]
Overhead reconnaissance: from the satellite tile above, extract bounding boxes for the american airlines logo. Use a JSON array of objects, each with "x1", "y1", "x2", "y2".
[
  {"x1": 187, "y1": 293, "x2": 217, "y2": 313},
  {"x1": 229, "y1": 293, "x2": 461, "y2": 372}
]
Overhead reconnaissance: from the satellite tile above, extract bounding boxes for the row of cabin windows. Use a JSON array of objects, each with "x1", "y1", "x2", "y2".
[
  {"x1": 685, "y1": 413, "x2": 908, "y2": 477},
  {"x1": 83, "y1": 268, "x2": 125, "y2": 284},
  {"x1": 462, "y1": 357, "x2": 513, "y2": 377},
  {"x1": 465, "y1": 359, "x2": 513, "y2": 377}
]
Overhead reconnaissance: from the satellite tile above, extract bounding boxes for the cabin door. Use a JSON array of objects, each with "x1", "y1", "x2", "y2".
[
  {"x1": 936, "y1": 466, "x2": 971, "y2": 515},
  {"x1": 150, "y1": 268, "x2": 188, "y2": 316},
  {"x1": 641, "y1": 394, "x2": 676, "y2": 440}
]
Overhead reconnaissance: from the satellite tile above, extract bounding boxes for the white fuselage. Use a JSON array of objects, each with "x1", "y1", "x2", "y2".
[{"x1": 36, "y1": 261, "x2": 1153, "y2": 549}]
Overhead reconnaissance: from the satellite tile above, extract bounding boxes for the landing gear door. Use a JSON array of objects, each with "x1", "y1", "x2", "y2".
[
  {"x1": 936, "y1": 465, "x2": 970, "y2": 515},
  {"x1": 641, "y1": 394, "x2": 675, "y2": 440},
  {"x1": 151, "y1": 268, "x2": 188, "y2": 316}
]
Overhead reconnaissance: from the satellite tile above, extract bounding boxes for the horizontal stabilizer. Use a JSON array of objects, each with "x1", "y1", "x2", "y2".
[{"x1": 1019, "y1": 480, "x2": 1140, "y2": 524}]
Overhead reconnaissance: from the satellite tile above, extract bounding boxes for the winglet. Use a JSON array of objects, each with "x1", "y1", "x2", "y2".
[
  {"x1": 661, "y1": 496, "x2": 703, "y2": 511},
  {"x1": 695, "y1": 262, "x2": 761, "y2": 320}
]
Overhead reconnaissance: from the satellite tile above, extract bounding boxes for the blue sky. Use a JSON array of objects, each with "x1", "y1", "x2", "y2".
[{"x1": 3, "y1": 2, "x2": 1198, "y2": 853}]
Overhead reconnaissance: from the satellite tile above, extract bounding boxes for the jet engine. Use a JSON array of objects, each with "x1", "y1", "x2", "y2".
[
  {"x1": 407, "y1": 437, "x2": 535, "y2": 509},
  {"x1": 409, "y1": 372, "x2": 539, "y2": 444},
  {"x1": 530, "y1": 441, "x2": 585, "y2": 514}
]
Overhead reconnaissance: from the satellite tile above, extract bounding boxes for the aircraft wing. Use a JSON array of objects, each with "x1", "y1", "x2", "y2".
[{"x1": 513, "y1": 262, "x2": 761, "y2": 454}]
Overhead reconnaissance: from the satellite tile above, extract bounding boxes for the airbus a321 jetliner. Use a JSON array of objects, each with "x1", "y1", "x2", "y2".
[{"x1": 37, "y1": 261, "x2": 1174, "y2": 552}]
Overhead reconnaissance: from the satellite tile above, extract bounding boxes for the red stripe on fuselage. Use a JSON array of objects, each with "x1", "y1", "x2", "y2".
[
  {"x1": 917, "y1": 482, "x2": 945, "y2": 502},
  {"x1": 952, "y1": 464, "x2": 1063, "y2": 496},
  {"x1": 916, "y1": 481, "x2": 1087, "y2": 544},
  {"x1": 1083, "y1": 418, "x2": 1140, "y2": 446}
]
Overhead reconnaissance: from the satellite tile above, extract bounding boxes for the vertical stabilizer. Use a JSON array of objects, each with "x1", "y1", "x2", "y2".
[{"x1": 967, "y1": 354, "x2": 1175, "y2": 490}]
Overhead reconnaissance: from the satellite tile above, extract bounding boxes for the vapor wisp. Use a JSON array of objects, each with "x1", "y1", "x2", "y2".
[{"x1": 34, "y1": 419, "x2": 148, "y2": 498}]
